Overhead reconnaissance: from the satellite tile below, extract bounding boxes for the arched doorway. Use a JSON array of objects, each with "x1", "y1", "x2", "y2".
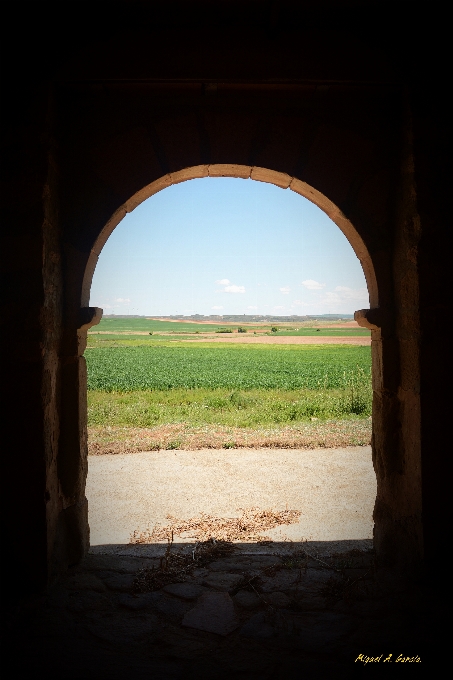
[
  {"x1": 80, "y1": 166, "x2": 378, "y2": 553},
  {"x1": 56, "y1": 87, "x2": 421, "y2": 581}
]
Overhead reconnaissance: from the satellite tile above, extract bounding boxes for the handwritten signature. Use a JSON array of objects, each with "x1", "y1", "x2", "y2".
[{"x1": 355, "y1": 654, "x2": 421, "y2": 663}]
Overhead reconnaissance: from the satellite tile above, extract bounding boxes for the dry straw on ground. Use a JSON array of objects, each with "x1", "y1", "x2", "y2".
[
  {"x1": 88, "y1": 419, "x2": 371, "y2": 455},
  {"x1": 133, "y1": 539, "x2": 236, "y2": 592},
  {"x1": 130, "y1": 507, "x2": 302, "y2": 544},
  {"x1": 131, "y1": 508, "x2": 302, "y2": 592}
]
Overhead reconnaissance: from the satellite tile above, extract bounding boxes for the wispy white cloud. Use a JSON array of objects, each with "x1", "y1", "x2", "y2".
[
  {"x1": 115, "y1": 297, "x2": 131, "y2": 303},
  {"x1": 224, "y1": 285, "x2": 245, "y2": 293},
  {"x1": 319, "y1": 287, "x2": 368, "y2": 305},
  {"x1": 301, "y1": 280, "x2": 325, "y2": 290},
  {"x1": 274, "y1": 305, "x2": 285, "y2": 310},
  {"x1": 215, "y1": 278, "x2": 245, "y2": 293},
  {"x1": 211, "y1": 305, "x2": 223, "y2": 310},
  {"x1": 334, "y1": 286, "x2": 368, "y2": 300},
  {"x1": 247, "y1": 305, "x2": 258, "y2": 310},
  {"x1": 279, "y1": 286, "x2": 291, "y2": 294},
  {"x1": 291, "y1": 300, "x2": 312, "y2": 307}
]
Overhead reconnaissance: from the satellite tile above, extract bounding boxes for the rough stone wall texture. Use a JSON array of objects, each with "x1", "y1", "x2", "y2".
[
  {"x1": 411, "y1": 89, "x2": 448, "y2": 565},
  {"x1": 2, "y1": 86, "x2": 64, "y2": 592},
  {"x1": 1, "y1": 2, "x2": 445, "y2": 595}
]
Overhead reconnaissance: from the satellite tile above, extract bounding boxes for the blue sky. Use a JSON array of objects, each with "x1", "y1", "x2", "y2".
[{"x1": 90, "y1": 177, "x2": 369, "y2": 316}]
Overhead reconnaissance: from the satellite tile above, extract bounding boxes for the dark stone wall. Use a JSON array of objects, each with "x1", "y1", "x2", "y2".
[
  {"x1": 2, "y1": 85, "x2": 64, "y2": 593},
  {"x1": 411, "y1": 89, "x2": 449, "y2": 566}
]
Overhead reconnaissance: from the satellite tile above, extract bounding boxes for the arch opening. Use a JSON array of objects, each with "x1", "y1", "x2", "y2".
[
  {"x1": 81, "y1": 166, "x2": 378, "y2": 311},
  {"x1": 83, "y1": 168, "x2": 377, "y2": 556}
]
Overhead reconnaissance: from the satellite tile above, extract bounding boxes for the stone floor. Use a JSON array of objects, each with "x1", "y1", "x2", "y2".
[{"x1": 5, "y1": 541, "x2": 433, "y2": 679}]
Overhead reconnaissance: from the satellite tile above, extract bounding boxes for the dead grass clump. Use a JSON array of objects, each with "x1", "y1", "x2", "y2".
[
  {"x1": 133, "y1": 539, "x2": 235, "y2": 592},
  {"x1": 319, "y1": 548, "x2": 375, "y2": 603},
  {"x1": 88, "y1": 419, "x2": 372, "y2": 455},
  {"x1": 328, "y1": 548, "x2": 375, "y2": 570},
  {"x1": 130, "y1": 507, "x2": 302, "y2": 544}
]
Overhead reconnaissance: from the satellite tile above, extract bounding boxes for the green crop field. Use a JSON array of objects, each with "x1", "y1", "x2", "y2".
[
  {"x1": 86, "y1": 344, "x2": 371, "y2": 391},
  {"x1": 86, "y1": 343, "x2": 372, "y2": 429}
]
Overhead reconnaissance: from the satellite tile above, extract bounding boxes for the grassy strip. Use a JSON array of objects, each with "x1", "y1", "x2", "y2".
[
  {"x1": 88, "y1": 387, "x2": 371, "y2": 428},
  {"x1": 86, "y1": 343, "x2": 372, "y2": 452},
  {"x1": 87, "y1": 335, "x2": 192, "y2": 347},
  {"x1": 88, "y1": 419, "x2": 372, "y2": 454}
]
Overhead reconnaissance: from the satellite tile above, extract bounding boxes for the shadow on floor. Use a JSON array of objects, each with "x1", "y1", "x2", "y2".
[{"x1": 6, "y1": 540, "x2": 433, "y2": 679}]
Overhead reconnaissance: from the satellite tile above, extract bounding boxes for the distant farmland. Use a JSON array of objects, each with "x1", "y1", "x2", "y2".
[
  {"x1": 92, "y1": 317, "x2": 228, "y2": 333},
  {"x1": 90, "y1": 317, "x2": 370, "y2": 337}
]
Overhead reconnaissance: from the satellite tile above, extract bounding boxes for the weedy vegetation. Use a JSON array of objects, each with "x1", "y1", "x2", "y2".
[{"x1": 86, "y1": 340, "x2": 372, "y2": 450}]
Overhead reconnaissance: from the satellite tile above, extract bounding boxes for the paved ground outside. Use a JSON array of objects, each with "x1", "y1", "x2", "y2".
[{"x1": 86, "y1": 446, "x2": 376, "y2": 547}]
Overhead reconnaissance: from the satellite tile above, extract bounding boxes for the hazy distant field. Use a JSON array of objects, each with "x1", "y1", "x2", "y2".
[
  {"x1": 90, "y1": 317, "x2": 370, "y2": 337},
  {"x1": 92, "y1": 318, "x2": 228, "y2": 333}
]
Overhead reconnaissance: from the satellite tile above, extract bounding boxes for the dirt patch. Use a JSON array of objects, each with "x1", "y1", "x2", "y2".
[
  {"x1": 183, "y1": 335, "x2": 371, "y2": 345},
  {"x1": 87, "y1": 332, "x2": 370, "y2": 344},
  {"x1": 86, "y1": 445, "x2": 375, "y2": 545},
  {"x1": 88, "y1": 419, "x2": 372, "y2": 455},
  {"x1": 146, "y1": 318, "x2": 362, "y2": 329},
  {"x1": 316, "y1": 322, "x2": 361, "y2": 328}
]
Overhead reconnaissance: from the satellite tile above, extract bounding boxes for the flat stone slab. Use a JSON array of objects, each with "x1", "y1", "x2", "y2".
[
  {"x1": 259, "y1": 570, "x2": 301, "y2": 592},
  {"x1": 65, "y1": 573, "x2": 107, "y2": 593},
  {"x1": 203, "y1": 572, "x2": 244, "y2": 592},
  {"x1": 240, "y1": 612, "x2": 274, "y2": 639},
  {"x1": 163, "y1": 583, "x2": 206, "y2": 600},
  {"x1": 293, "y1": 593, "x2": 327, "y2": 611},
  {"x1": 85, "y1": 612, "x2": 159, "y2": 643},
  {"x1": 208, "y1": 559, "x2": 252, "y2": 573},
  {"x1": 182, "y1": 592, "x2": 239, "y2": 635},
  {"x1": 103, "y1": 574, "x2": 135, "y2": 592},
  {"x1": 66, "y1": 590, "x2": 113, "y2": 613},
  {"x1": 289, "y1": 611, "x2": 355, "y2": 651},
  {"x1": 297, "y1": 569, "x2": 340, "y2": 593},
  {"x1": 208, "y1": 556, "x2": 281, "y2": 572},
  {"x1": 265, "y1": 591, "x2": 292, "y2": 608},
  {"x1": 153, "y1": 593, "x2": 193, "y2": 620},
  {"x1": 233, "y1": 590, "x2": 262, "y2": 609},
  {"x1": 117, "y1": 593, "x2": 158, "y2": 610},
  {"x1": 84, "y1": 553, "x2": 158, "y2": 573}
]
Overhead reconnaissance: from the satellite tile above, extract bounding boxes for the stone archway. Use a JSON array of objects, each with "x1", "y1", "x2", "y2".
[
  {"x1": 51, "y1": 83, "x2": 422, "y2": 586},
  {"x1": 78, "y1": 164, "x2": 380, "y2": 555}
]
